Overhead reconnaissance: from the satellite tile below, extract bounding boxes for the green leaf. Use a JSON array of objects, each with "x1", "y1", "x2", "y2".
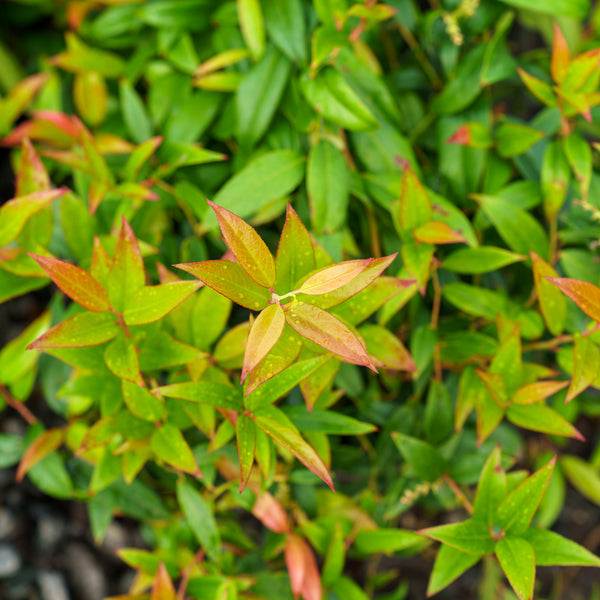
[
  {"x1": 427, "y1": 544, "x2": 481, "y2": 597},
  {"x1": 282, "y1": 407, "x2": 376, "y2": 435},
  {"x1": 560, "y1": 454, "x2": 600, "y2": 505},
  {"x1": 563, "y1": 132, "x2": 592, "y2": 199},
  {"x1": 353, "y1": 529, "x2": 423, "y2": 554},
  {"x1": 420, "y1": 518, "x2": 494, "y2": 556},
  {"x1": 238, "y1": 0, "x2": 266, "y2": 60},
  {"x1": 495, "y1": 122, "x2": 544, "y2": 158},
  {"x1": 177, "y1": 480, "x2": 220, "y2": 562},
  {"x1": 495, "y1": 457, "x2": 556, "y2": 536},
  {"x1": 523, "y1": 528, "x2": 600, "y2": 567},
  {"x1": 157, "y1": 381, "x2": 243, "y2": 411},
  {"x1": 121, "y1": 380, "x2": 164, "y2": 422},
  {"x1": 473, "y1": 447, "x2": 506, "y2": 525},
  {"x1": 263, "y1": 0, "x2": 307, "y2": 64},
  {"x1": 329, "y1": 576, "x2": 369, "y2": 600},
  {"x1": 495, "y1": 537, "x2": 535, "y2": 600},
  {"x1": 506, "y1": 404, "x2": 583, "y2": 440},
  {"x1": 236, "y1": 414, "x2": 256, "y2": 492},
  {"x1": 123, "y1": 281, "x2": 201, "y2": 326},
  {"x1": 300, "y1": 67, "x2": 378, "y2": 131},
  {"x1": 51, "y1": 33, "x2": 126, "y2": 76},
  {"x1": 204, "y1": 150, "x2": 305, "y2": 227},
  {"x1": 236, "y1": 45, "x2": 291, "y2": 149},
  {"x1": 391, "y1": 432, "x2": 446, "y2": 482},
  {"x1": 119, "y1": 78, "x2": 153, "y2": 143},
  {"x1": 497, "y1": 0, "x2": 589, "y2": 18},
  {"x1": 104, "y1": 334, "x2": 143, "y2": 385},
  {"x1": 151, "y1": 424, "x2": 200, "y2": 476},
  {"x1": 322, "y1": 522, "x2": 345, "y2": 585},
  {"x1": 307, "y1": 139, "x2": 350, "y2": 234},
  {"x1": 0, "y1": 434, "x2": 23, "y2": 468},
  {"x1": 138, "y1": 331, "x2": 204, "y2": 371},
  {"x1": 531, "y1": 251, "x2": 567, "y2": 336},
  {"x1": 541, "y1": 140, "x2": 571, "y2": 222},
  {"x1": 253, "y1": 405, "x2": 334, "y2": 490}
]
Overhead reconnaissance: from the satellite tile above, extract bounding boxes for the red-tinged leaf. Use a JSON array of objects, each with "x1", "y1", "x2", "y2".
[
  {"x1": 254, "y1": 405, "x2": 334, "y2": 490},
  {"x1": 16, "y1": 428, "x2": 65, "y2": 482},
  {"x1": 296, "y1": 259, "x2": 372, "y2": 296},
  {"x1": 40, "y1": 148, "x2": 92, "y2": 176},
  {"x1": 476, "y1": 370, "x2": 509, "y2": 408},
  {"x1": 242, "y1": 303, "x2": 285, "y2": 382},
  {"x1": 531, "y1": 252, "x2": 567, "y2": 336},
  {"x1": 547, "y1": 277, "x2": 600, "y2": 323},
  {"x1": 275, "y1": 203, "x2": 316, "y2": 294},
  {"x1": 104, "y1": 335, "x2": 144, "y2": 386},
  {"x1": 151, "y1": 424, "x2": 201, "y2": 477},
  {"x1": 29, "y1": 253, "x2": 110, "y2": 312},
  {"x1": 412, "y1": 220, "x2": 467, "y2": 245},
  {"x1": 28, "y1": 311, "x2": 118, "y2": 349},
  {"x1": 359, "y1": 323, "x2": 416, "y2": 372},
  {"x1": 286, "y1": 301, "x2": 377, "y2": 371},
  {"x1": 557, "y1": 87, "x2": 592, "y2": 122},
  {"x1": 446, "y1": 122, "x2": 493, "y2": 148},
  {"x1": 252, "y1": 492, "x2": 290, "y2": 533},
  {"x1": 517, "y1": 68, "x2": 557, "y2": 107},
  {"x1": 95, "y1": 132, "x2": 134, "y2": 154},
  {"x1": 285, "y1": 534, "x2": 322, "y2": 600},
  {"x1": 16, "y1": 138, "x2": 51, "y2": 196},
  {"x1": 151, "y1": 563, "x2": 176, "y2": 600},
  {"x1": 507, "y1": 404, "x2": 584, "y2": 441},
  {"x1": 236, "y1": 414, "x2": 256, "y2": 492},
  {"x1": 398, "y1": 165, "x2": 433, "y2": 234},
  {"x1": 123, "y1": 281, "x2": 202, "y2": 326},
  {"x1": 551, "y1": 23, "x2": 570, "y2": 85},
  {"x1": 208, "y1": 199, "x2": 276, "y2": 287},
  {"x1": 32, "y1": 110, "x2": 80, "y2": 138},
  {"x1": 308, "y1": 254, "x2": 399, "y2": 310},
  {"x1": 512, "y1": 380, "x2": 569, "y2": 405},
  {"x1": 0, "y1": 189, "x2": 68, "y2": 247},
  {"x1": 0, "y1": 72, "x2": 49, "y2": 135},
  {"x1": 175, "y1": 260, "x2": 271, "y2": 311},
  {"x1": 90, "y1": 237, "x2": 111, "y2": 288},
  {"x1": 106, "y1": 218, "x2": 146, "y2": 312},
  {"x1": 567, "y1": 334, "x2": 600, "y2": 403}
]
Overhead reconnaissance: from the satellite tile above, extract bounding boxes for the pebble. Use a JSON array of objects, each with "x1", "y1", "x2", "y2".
[
  {"x1": 0, "y1": 508, "x2": 16, "y2": 540},
  {"x1": 38, "y1": 571, "x2": 70, "y2": 600},
  {"x1": 64, "y1": 543, "x2": 106, "y2": 600},
  {"x1": 0, "y1": 543, "x2": 22, "y2": 578}
]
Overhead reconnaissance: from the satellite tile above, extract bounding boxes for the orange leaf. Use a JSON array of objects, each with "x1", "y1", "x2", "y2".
[
  {"x1": 567, "y1": 334, "x2": 600, "y2": 403},
  {"x1": 151, "y1": 563, "x2": 176, "y2": 600},
  {"x1": 512, "y1": 380, "x2": 569, "y2": 405},
  {"x1": 16, "y1": 138, "x2": 51, "y2": 196},
  {"x1": 412, "y1": 220, "x2": 467, "y2": 245},
  {"x1": 175, "y1": 259, "x2": 271, "y2": 311},
  {"x1": 296, "y1": 259, "x2": 372, "y2": 296},
  {"x1": 285, "y1": 535, "x2": 322, "y2": 600},
  {"x1": 547, "y1": 277, "x2": 600, "y2": 323},
  {"x1": 242, "y1": 303, "x2": 285, "y2": 382},
  {"x1": 286, "y1": 302, "x2": 377, "y2": 371},
  {"x1": 551, "y1": 23, "x2": 570, "y2": 85},
  {"x1": 208, "y1": 199, "x2": 276, "y2": 287},
  {"x1": 29, "y1": 253, "x2": 110, "y2": 312},
  {"x1": 17, "y1": 428, "x2": 65, "y2": 482},
  {"x1": 252, "y1": 492, "x2": 290, "y2": 533}
]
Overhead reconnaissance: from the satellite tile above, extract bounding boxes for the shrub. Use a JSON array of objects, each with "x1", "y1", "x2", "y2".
[{"x1": 2, "y1": 1, "x2": 600, "y2": 599}]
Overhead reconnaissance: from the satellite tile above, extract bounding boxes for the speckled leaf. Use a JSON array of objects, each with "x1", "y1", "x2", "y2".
[
  {"x1": 29, "y1": 253, "x2": 110, "y2": 312},
  {"x1": 419, "y1": 518, "x2": 494, "y2": 556},
  {"x1": 495, "y1": 537, "x2": 535, "y2": 600},
  {"x1": 286, "y1": 301, "x2": 376, "y2": 370},
  {"x1": 122, "y1": 380, "x2": 164, "y2": 421},
  {"x1": 473, "y1": 446, "x2": 506, "y2": 526},
  {"x1": 512, "y1": 380, "x2": 569, "y2": 405},
  {"x1": 175, "y1": 260, "x2": 271, "y2": 311},
  {"x1": 104, "y1": 335, "x2": 143, "y2": 386},
  {"x1": 566, "y1": 333, "x2": 600, "y2": 403},
  {"x1": 547, "y1": 277, "x2": 600, "y2": 323},
  {"x1": 242, "y1": 303, "x2": 285, "y2": 382},
  {"x1": 359, "y1": 324, "x2": 416, "y2": 371},
  {"x1": 427, "y1": 544, "x2": 481, "y2": 597},
  {"x1": 524, "y1": 528, "x2": 600, "y2": 567},
  {"x1": 236, "y1": 413, "x2": 256, "y2": 492},
  {"x1": 0, "y1": 189, "x2": 67, "y2": 247},
  {"x1": 28, "y1": 311, "x2": 118, "y2": 349},
  {"x1": 208, "y1": 200, "x2": 276, "y2": 288},
  {"x1": 157, "y1": 381, "x2": 243, "y2": 411},
  {"x1": 123, "y1": 281, "x2": 201, "y2": 325},
  {"x1": 151, "y1": 424, "x2": 200, "y2": 476}
]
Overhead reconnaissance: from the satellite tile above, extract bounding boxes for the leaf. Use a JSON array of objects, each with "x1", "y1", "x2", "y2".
[
  {"x1": 29, "y1": 253, "x2": 110, "y2": 312},
  {"x1": 296, "y1": 259, "x2": 371, "y2": 296},
  {"x1": 427, "y1": 544, "x2": 481, "y2": 597},
  {"x1": 175, "y1": 260, "x2": 271, "y2": 310},
  {"x1": 495, "y1": 122, "x2": 544, "y2": 158},
  {"x1": 242, "y1": 303, "x2": 285, "y2": 382},
  {"x1": 397, "y1": 165, "x2": 433, "y2": 234},
  {"x1": 274, "y1": 203, "x2": 316, "y2": 294},
  {"x1": 551, "y1": 23, "x2": 571, "y2": 84},
  {"x1": 307, "y1": 139, "x2": 350, "y2": 234},
  {"x1": 0, "y1": 72, "x2": 49, "y2": 135},
  {"x1": 391, "y1": 432, "x2": 447, "y2": 482},
  {"x1": 497, "y1": 0, "x2": 589, "y2": 18},
  {"x1": 531, "y1": 251, "x2": 567, "y2": 336},
  {"x1": 236, "y1": 414, "x2": 256, "y2": 492},
  {"x1": 495, "y1": 537, "x2": 535, "y2": 600},
  {"x1": 104, "y1": 334, "x2": 143, "y2": 386},
  {"x1": 547, "y1": 277, "x2": 600, "y2": 323},
  {"x1": 495, "y1": 457, "x2": 556, "y2": 536},
  {"x1": 511, "y1": 380, "x2": 569, "y2": 405},
  {"x1": 208, "y1": 200, "x2": 276, "y2": 288},
  {"x1": 567, "y1": 334, "x2": 600, "y2": 403},
  {"x1": 157, "y1": 381, "x2": 243, "y2": 411},
  {"x1": 472, "y1": 446, "x2": 506, "y2": 526},
  {"x1": 50, "y1": 33, "x2": 126, "y2": 76},
  {"x1": 16, "y1": 138, "x2": 51, "y2": 196},
  {"x1": 119, "y1": 78, "x2": 153, "y2": 143},
  {"x1": 264, "y1": 0, "x2": 306, "y2": 64},
  {"x1": 541, "y1": 140, "x2": 571, "y2": 222},
  {"x1": 152, "y1": 563, "x2": 176, "y2": 600},
  {"x1": 28, "y1": 311, "x2": 119, "y2": 349},
  {"x1": 286, "y1": 301, "x2": 376, "y2": 370},
  {"x1": 419, "y1": 518, "x2": 494, "y2": 556},
  {"x1": 524, "y1": 528, "x2": 600, "y2": 567},
  {"x1": 253, "y1": 405, "x2": 334, "y2": 490},
  {"x1": 359, "y1": 324, "x2": 416, "y2": 372},
  {"x1": 16, "y1": 428, "x2": 65, "y2": 483},
  {"x1": 122, "y1": 380, "x2": 164, "y2": 422},
  {"x1": 176, "y1": 481, "x2": 220, "y2": 561},
  {"x1": 322, "y1": 522, "x2": 345, "y2": 585},
  {"x1": 563, "y1": 133, "x2": 592, "y2": 199},
  {"x1": 123, "y1": 281, "x2": 201, "y2": 325},
  {"x1": 506, "y1": 404, "x2": 583, "y2": 440},
  {"x1": 412, "y1": 220, "x2": 466, "y2": 245},
  {"x1": 204, "y1": 150, "x2": 305, "y2": 227},
  {"x1": 283, "y1": 407, "x2": 376, "y2": 435},
  {"x1": 151, "y1": 424, "x2": 200, "y2": 476},
  {"x1": 560, "y1": 454, "x2": 600, "y2": 505},
  {"x1": 237, "y1": 0, "x2": 266, "y2": 60},
  {"x1": 0, "y1": 189, "x2": 67, "y2": 247}
]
